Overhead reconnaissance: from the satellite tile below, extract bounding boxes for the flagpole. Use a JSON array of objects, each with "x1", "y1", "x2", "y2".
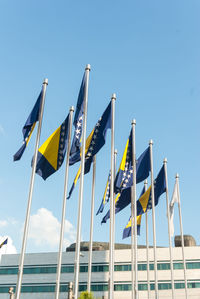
[
  {"x1": 112, "y1": 148, "x2": 117, "y2": 294},
  {"x1": 131, "y1": 119, "x2": 137, "y2": 299},
  {"x1": 149, "y1": 140, "x2": 158, "y2": 299},
  {"x1": 109, "y1": 93, "x2": 116, "y2": 299},
  {"x1": 74, "y1": 64, "x2": 90, "y2": 299},
  {"x1": 144, "y1": 179, "x2": 150, "y2": 299},
  {"x1": 87, "y1": 155, "x2": 96, "y2": 293},
  {"x1": 15, "y1": 79, "x2": 48, "y2": 299},
  {"x1": 176, "y1": 174, "x2": 188, "y2": 299},
  {"x1": 55, "y1": 106, "x2": 74, "y2": 299},
  {"x1": 163, "y1": 159, "x2": 175, "y2": 298}
]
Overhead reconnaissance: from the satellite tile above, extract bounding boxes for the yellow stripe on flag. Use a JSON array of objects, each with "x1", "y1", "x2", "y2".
[{"x1": 38, "y1": 126, "x2": 61, "y2": 170}]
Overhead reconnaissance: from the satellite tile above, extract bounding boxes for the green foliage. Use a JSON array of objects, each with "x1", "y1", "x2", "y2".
[{"x1": 78, "y1": 291, "x2": 95, "y2": 299}]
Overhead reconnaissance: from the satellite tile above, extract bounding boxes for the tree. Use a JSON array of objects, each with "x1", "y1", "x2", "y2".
[{"x1": 78, "y1": 291, "x2": 95, "y2": 299}]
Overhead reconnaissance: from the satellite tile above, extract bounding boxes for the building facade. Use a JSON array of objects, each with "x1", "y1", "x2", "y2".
[{"x1": 0, "y1": 239, "x2": 200, "y2": 298}]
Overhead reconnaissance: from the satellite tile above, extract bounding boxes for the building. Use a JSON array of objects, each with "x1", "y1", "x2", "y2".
[{"x1": 0, "y1": 236, "x2": 200, "y2": 298}]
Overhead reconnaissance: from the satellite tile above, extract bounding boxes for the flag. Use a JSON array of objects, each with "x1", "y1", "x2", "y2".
[
  {"x1": 102, "y1": 165, "x2": 166, "y2": 224},
  {"x1": 69, "y1": 71, "x2": 87, "y2": 165},
  {"x1": 96, "y1": 171, "x2": 111, "y2": 215},
  {"x1": 35, "y1": 114, "x2": 70, "y2": 180},
  {"x1": 169, "y1": 179, "x2": 179, "y2": 237},
  {"x1": 137, "y1": 165, "x2": 166, "y2": 214},
  {"x1": 13, "y1": 91, "x2": 43, "y2": 161},
  {"x1": 114, "y1": 137, "x2": 150, "y2": 193},
  {"x1": 0, "y1": 238, "x2": 8, "y2": 249},
  {"x1": 68, "y1": 102, "x2": 111, "y2": 199},
  {"x1": 123, "y1": 215, "x2": 142, "y2": 239}
]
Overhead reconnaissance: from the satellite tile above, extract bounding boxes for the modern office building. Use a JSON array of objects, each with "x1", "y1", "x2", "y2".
[{"x1": 0, "y1": 236, "x2": 199, "y2": 298}]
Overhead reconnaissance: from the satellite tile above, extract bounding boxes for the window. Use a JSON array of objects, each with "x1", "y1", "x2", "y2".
[{"x1": 157, "y1": 263, "x2": 170, "y2": 270}]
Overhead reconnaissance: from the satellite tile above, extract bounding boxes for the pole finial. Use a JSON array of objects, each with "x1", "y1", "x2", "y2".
[
  {"x1": 132, "y1": 119, "x2": 136, "y2": 125},
  {"x1": 114, "y1": 149, "x2": 118, "y2": 154},
  {"x1": 43, "y1": 78, "x2": 48, "y2": 85},
  {"x1": 175, "y1": 173, "x2": 179, "y2": 179},
  {"x1": 111, "y1": 93, "x2": 116, "y2": 100},
  {"x1": 85, "y1": 64, "x2": 91, "y2": 71},
  {"x1": 144, "y1": 179, "x2": 148, "y2": 185},
  {"x1": 149, "y1": 139, "x2": 153, "y2": 145},
  {"x1": 163, "y1": 158, "x2": 167, "y2": 164},
  {"x1": 70, "y1": 106, "x2": 74, "y2": 112}
]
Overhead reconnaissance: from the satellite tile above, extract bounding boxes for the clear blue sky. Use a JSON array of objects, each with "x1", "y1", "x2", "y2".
[{"x1": 0, "y1": 0, "x2": 200, "y2": 254}]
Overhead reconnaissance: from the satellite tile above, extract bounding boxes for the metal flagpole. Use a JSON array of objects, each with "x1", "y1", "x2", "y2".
[
  {"x1": 144, "y1": 179, "x2": 150, "y2": 299},
  {"x1": 176, "y1": 174, "x2": 188, "y2": 299},
  {"x1": 74, "y1": 64, "x2": 91, "y2": 299},
  {"x1": 109, "y1": 93, "x2": 116, "y2": 299},
  {"x1": 55, "y1": 106, "x2": 74, "y2": 299},
  {"x1": 112, "y1": 148, "x2": 117, "y2": 295},
  {"x1": 131, "y1": 119, "x2": 137, "y2": 299},
  {"x1": 15, "y1": 79, "x2": 48, "y2": 299},
  {"x1": 87, "y1": 155, "x2": 96, "y2": 293},
  {"x1": 149, "y1": 140, "x2": 159, "y2": 299},
  {"x1": 163, "y1": 159, "x2": 175, "y2": 299}
]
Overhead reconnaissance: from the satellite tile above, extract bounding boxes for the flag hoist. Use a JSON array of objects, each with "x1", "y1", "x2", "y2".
[
  {"x1": 109, "y1": 93, "x2": 116, "y2": 299},
  {"x1": 144, "y1": 179, "x2": 150, "y2": 299},
  {"x1": 149, "y1": 139, "x2": 159, "y2": 299},
  {"x1": 55, "y1": 106, "x2": 74, "y2": 299},
  {"x1": 87, "y1": 155, "x2": 96, "y2": 293},
  {"x1": 172, "y1": 174, "x2": 188, "y2": 298},
  {"x1": 15, "y1": 79, "x2": 48, "y2": 299},
  {"x1": 131, "y1": 119, "x2": 137, "y2": 299},
  {"x1": 74, "y1": 64, "x2": 91, "y2": 299},
  {"x1": 163, "y1": 158, "x2": 175, "y2": 299}
]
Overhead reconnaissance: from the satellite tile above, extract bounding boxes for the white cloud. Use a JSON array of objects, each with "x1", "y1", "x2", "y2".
[
  {"x1": 0, "y1": 220, "x2": 8, "y2": 227},
  {"x1": 0, "y1": 236, "x2": 17, "y2": 254},
  {"x1": 28, "y1": 208, "x2": 76, "y2": 250}
]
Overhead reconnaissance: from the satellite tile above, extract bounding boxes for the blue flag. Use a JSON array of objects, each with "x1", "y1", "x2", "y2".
[
  {"x1": 68, "y1": 102, "x2": 111, "y2": 199},
  {"x1": 114, "y1": 132, "x2": 150, "y2": 193},
  {"x1": 96, "y1": 171, "x2": 111, "y2": 215},
  {"x1": 123, "y1": 215, "x2": 142, "y2": 239},
  {"x1": 13, "y1": 91, "x2": 42, "y2": 161},
  {"x1": 34, "y1": 114, "x2": 70, "y2": 180},
  {"x1": 0, "y1": 238, "x2": 8, "y2": 248},
  {"x1": 102, "y1": 165, "x2": 166, "y2": 224},
  {"x1": 69, "y1": 71, "x2": 86, "y2": 166}
]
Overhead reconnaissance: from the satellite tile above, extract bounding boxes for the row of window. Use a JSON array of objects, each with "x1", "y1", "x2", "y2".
[
  {"x1": 0, "y1": 282, "x2": 200, "y2": 293},
  {"x1": 0, "y1": 262, "x2": 199, "y2": 275}
]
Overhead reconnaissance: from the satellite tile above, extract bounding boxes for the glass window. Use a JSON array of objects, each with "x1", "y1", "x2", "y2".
[
  {"x1": 188, "y1": 282, "x2": 200, "y2": 289},
  {"x1": 173, "y1": 263, "x2": 183, "y2": 270},
  {"x1": 158, "y1": 283, "x2": 171, "y2": 290},
  {"x1": 157, "y1": 263, "x2": 170, "y2": 270},
  {"x1": 114, "y1": 284, "x2": 131, "y2": 291},
  {"x1": 114, "y1": 264, "x2": 131, "y2": 271},
  {"x1": 138, "y1": 264, "x2": 147, "y2": 271},
  {"x1": 150, "y1": 264, "x2": 154, "y2": 270},
  {"x1": 138, "y1": 283, "x2": 148, "y2": 290},
  {"x1": 0, "y1": 268, "x2": 18, "y2": 275},
  {"x1": 80, "y1": 265, "x2": 88, "y2": 273},
  {"x1": 175, "y1": 283, "x2": 185, "y2": 289},
  {"x1": 186, "y1": 262, "x2": 200, "y2": 269}
]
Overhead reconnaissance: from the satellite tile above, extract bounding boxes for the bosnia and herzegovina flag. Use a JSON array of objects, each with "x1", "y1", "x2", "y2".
[
  {"x1": 123, "y1": 215, "x2": 142, "y2": 239},
  {"x1": 114, "y1": 129, "x2": 151, "y2": 193},
  {"x1": 13, "y1": 91, "x2": 43, "y2": 161},
  {"x1": 96, "y1": 171, "x2": 111, "y2": 215},
  {"x1": 68, "y1": 102, "x2": 111, "y2": 199},
  {"x1": 0, "y1": 238, "x2": 8, "y2": 248},
  {"x1": 102, "y1": 165, "x2": 166, "y2": 224},
  {"x1": 69, "y1": 71, "x2": 87, "y2": 166},
  {"x1": 34, "y1": 113, "x2": 70, "y2": 180}
]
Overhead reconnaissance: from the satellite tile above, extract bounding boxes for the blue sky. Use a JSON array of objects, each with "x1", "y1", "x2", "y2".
[{"x1": 0, "y1": 0, "x2": 200, "y2": 254}]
